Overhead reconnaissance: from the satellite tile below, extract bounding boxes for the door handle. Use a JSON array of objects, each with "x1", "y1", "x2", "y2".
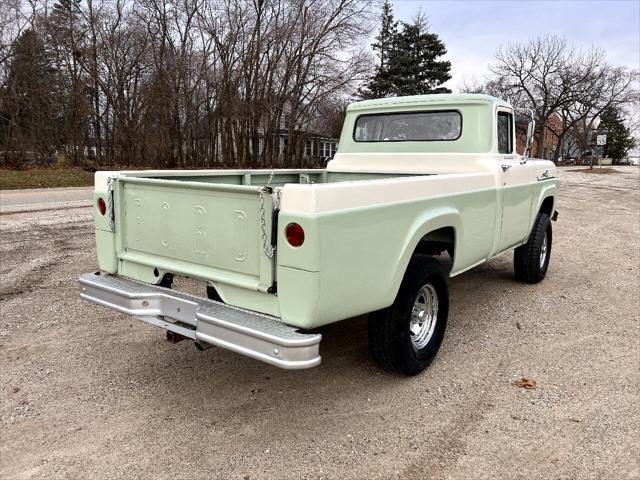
[{"x1": 501, "y1": 164, "x2": 512, "y2": 172}]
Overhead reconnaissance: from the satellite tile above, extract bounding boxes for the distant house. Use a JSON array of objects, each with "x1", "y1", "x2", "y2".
[
  {"x1": 189, "y1": 100, "x2": 340, "y2": 165},
  {"x1": 243, "y1": 101, "x2": 339, "y2": 163},
  {"x1": 302, "y1": 135, "x2": 338, "y2": 159},
  {"x1": 275, "y1": 126, "x2": 338, "y2": 161},
  {"x1": 277, "y1": 102, "x2": 340, "y2": 161},
  {"x1": 516, "y1": 112, "x2": 562, "y2": 160}
]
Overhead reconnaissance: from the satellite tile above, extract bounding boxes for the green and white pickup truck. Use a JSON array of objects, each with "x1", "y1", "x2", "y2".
[{"x1": 80, "y1": 93, "x2": 559, "y2": 375}]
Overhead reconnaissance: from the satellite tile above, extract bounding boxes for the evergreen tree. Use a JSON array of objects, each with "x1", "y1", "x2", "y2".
[
  {"x1": 598, "y1": 107, "x2": 636, "y2": 163},
  {"x1": 389, "y1": 14, "x2": 451, "y2": 95},
  {"x1": 50, "y1": 0, "x2": 83, "y2": 34},
  {"x1": 362, "y1": 6, "x2": 452, "y2": 98},
  {"x1": 360, "y1": 0, "x2": 398, "y2": 98},
  {"x1": 373, "y1": 0, "x2": 398, "y2": 69},
  {"x1": 1, "y1": 29, "x2": 58, "y2": 162}
]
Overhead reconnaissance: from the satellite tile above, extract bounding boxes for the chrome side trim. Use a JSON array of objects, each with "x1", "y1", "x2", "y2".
[
  {"x1": 79, "y1": 273, "x2": 321, "y2": 369},
  {"x1": 537, "y1": 169, "x2": 556, "y2": 181}
]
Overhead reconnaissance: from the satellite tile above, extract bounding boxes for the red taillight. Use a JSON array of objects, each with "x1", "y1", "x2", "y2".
[
  {"x1": 97, "y1": 197, "x2": 107, "y2": 216},
  {"x1": 285, "y1": 223, "x2": 305, "y2": 247}
]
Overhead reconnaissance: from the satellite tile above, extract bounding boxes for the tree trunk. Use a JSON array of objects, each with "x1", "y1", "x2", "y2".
[{"x1": 535, "y1": 120, "x2": 546, "y2": 159}]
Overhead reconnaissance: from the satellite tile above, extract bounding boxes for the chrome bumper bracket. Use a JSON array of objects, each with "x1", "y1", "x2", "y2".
[{"x1": 79, "y1": 273, "x2": 321, "y2": 369}]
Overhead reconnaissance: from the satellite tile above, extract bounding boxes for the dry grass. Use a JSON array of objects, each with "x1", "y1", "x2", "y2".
[{"x1": 0, "y1": 168, "x2": 94, "y2": 190}]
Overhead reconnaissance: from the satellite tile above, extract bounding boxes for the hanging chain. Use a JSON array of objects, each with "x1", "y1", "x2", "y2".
[
  {"x1": 265, "y1": 169, "x2": 275, "y2": 188},
  {"x1": 106, "y1": 176, "x2": 115, "y2": 232},
  {"x1": 259, "y1": 187, "x2": 281, "y2": 258}
]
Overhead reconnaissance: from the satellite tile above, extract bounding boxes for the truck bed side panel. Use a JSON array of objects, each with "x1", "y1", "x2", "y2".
[{"x1": 276, "y1": 175, "x2": 499, "y2": 328}]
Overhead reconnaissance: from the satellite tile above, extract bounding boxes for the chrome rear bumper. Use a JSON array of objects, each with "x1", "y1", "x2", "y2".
[{"x1": 78, "y1": 273, "x2": 321, "y2": 369}]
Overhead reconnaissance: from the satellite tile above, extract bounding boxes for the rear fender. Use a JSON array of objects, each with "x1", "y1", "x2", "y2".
[{"x1": 388, "y1": 208, "x2": 461, "y2": 303}]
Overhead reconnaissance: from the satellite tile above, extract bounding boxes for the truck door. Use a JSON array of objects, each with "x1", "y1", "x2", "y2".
[{"x1": 497, "y1": 109, "x2": 533, "y2": 252}]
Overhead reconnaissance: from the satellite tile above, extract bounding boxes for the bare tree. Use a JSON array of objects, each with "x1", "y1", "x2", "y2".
[
  {"x1": 195, "y1": 0, "x2": 373, "y2": 168},
  {"x1": 486, "y1": 35, "x2": 638, "y2": 161},
  {"x1": 1, "y1": 0, "x2": 374, "y2": 168},
  {"x1": 558, "y1": 66, "x2": 639, "y2": 164}
]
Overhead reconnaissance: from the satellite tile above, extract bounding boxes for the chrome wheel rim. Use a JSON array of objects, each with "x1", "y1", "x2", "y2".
[
  {"x1": 409, "y1": 283, "x2": 438, "y2": 350},
  {"x1": 540, "y1": 232, "x2": 548, "y2": 269}
]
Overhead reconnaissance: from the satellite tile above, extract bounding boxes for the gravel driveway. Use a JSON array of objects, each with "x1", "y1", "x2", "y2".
[
  {"x1": 0, "y1": 186, "x2": 92, "y2": 214},
  {"x1": 1, "y1": 167, "x2": 638, "y2": 479}
]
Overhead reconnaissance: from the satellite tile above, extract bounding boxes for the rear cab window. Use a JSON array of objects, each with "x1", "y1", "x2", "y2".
[{"x1": 353, "y1": 110, "x2": 462, "y2": 142}]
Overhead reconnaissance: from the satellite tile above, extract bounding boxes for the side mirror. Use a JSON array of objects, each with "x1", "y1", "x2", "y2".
[
  {"x1": 525, "y1": 120, "x2": 535, "y2": 157},
  {"x1": 515, "y1": 107, "x2": 536, "y2": 161}
]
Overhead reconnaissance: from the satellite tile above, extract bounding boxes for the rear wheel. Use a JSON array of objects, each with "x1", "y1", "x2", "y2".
[
  {"x1": 514, "y1": 213, "x2": 552, "y2": 283},
  {"x1": 368, "y1": 254, "x2": 449, "y2": 375}
]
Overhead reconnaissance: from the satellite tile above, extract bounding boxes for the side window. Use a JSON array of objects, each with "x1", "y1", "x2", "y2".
[{"x1": 497, "y1": 112, "x2": 513, "y2": 154}]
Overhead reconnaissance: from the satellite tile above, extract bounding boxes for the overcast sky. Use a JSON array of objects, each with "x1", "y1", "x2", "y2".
[{"x1": 388, "y1": 0, "x2": 640, "y2": 91}]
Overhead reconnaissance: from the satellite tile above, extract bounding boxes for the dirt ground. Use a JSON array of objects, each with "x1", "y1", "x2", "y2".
[{"x1": 1, "y1": 167, "x2": 638, "y2": 479}]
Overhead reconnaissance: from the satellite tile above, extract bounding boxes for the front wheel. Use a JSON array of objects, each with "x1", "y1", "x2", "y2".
[
  {"x1": 514, "y1": 212, "x2": 552, "y2": 283},
  {"x1": 368, "y1": 254, "x2": 449, "y2": 375}
]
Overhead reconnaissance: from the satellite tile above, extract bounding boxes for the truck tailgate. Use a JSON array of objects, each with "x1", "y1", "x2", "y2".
[{"x1": 114, "y1": 176, "x2": 275, "y2": 292}]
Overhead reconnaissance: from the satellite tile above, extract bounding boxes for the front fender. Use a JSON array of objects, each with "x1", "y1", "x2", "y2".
[{"x1": 528, "y1": 179, "x2": 559, "y2": 235}]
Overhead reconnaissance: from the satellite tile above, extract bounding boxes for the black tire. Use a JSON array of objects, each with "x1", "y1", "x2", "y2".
[
  {"x1": 207, "y1": 285, "x2": 222, "y2": 302},
  {"x1": 159, "y1": 273, "x2": 173, "y2": 288},
  {"x1": 514, "y1": 212, "x2": 552, "y2": 283},
  {"x1": 368, "y1": 254, "x2": 449, "y2": 375}
]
